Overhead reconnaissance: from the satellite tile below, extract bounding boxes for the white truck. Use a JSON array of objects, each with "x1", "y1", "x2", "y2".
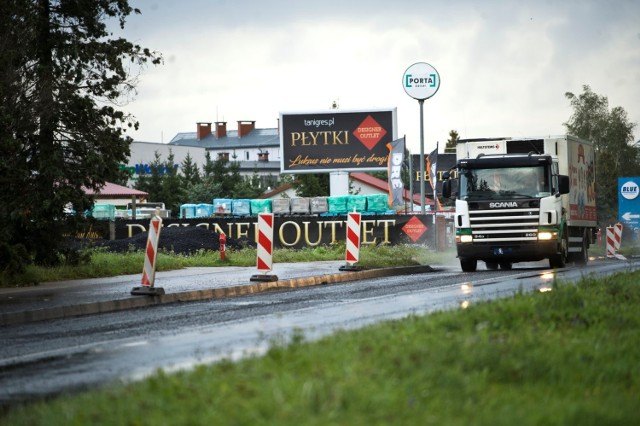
[{"x1": 442, "y1": 135, "x2": 597, "y2": 272}]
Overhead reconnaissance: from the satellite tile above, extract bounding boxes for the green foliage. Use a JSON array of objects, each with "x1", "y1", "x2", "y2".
[
  {"x1": 233, "y1": 170, "x2": 267, "y2": 199},
  {"x1": 564, "y1": 85, "x2": 638, "y2": 224},
  {"x1": 292, "y1": 173, "x2": 330, "y2": 197},
  {"x1": 180, "y1": 152, "x2": 201, "y2": 186},
  {"x1": 134, "y1": 150, "x2": 185, "y2": 217},
  {"x1": 4, "y1": 271, "x2": 640, "y2": 424},
  {"x1": 0, "y1": 0, "x2": 161, "y2": 269},
  {"x1": 445, "y1": 129, "x2": 459, "y2": 152}
]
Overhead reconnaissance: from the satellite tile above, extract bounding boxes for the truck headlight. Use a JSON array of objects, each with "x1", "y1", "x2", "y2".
[
  {"x1": 538, "y1": 231, "x2": 556, "y2": 240},
  {"x1": 460, "y1": 235, "x2": 473, "y2": 243},
  {"x1": 456, "y1": 229, "x2": 473, "y2": 243}
]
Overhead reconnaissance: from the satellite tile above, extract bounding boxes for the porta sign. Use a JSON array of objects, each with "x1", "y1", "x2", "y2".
[{"x1": 402, "y1": 62, "x2": 440, "y2": 100}]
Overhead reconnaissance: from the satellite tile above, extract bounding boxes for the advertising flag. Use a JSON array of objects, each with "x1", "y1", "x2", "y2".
[
  {"x1": 387, "y1": 137, "x2": 405, "y2": 207},
  {"x1": 426, "y1": 144, "x2": 442, "y2": 210}
]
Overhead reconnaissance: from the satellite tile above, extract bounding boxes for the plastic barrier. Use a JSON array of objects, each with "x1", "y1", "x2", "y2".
[
  {"x1": 131, "y1": 213, "x2": 165, "y2": 295},
  {"x1": 250, "y1": 213, "x2": 278, "y2": 282},
  {"x1": 606, "y1": 223, "x2": 623, "y2": 258},
  {"x1": 340, "y1": 212, "x2": 363, "y2": 271}
]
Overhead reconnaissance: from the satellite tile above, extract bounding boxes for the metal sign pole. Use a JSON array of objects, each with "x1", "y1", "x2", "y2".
[
  {"x1": 402, "y1": 61, "x2": 440, "y2": 215},
  {"x1": 419, "y1": 99, "x2": 425, "y2": 214}
]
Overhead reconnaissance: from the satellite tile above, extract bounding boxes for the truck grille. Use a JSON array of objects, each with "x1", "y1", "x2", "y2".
[{"x1": 469, "y1": 208, "x2": 539, "y2": 242}]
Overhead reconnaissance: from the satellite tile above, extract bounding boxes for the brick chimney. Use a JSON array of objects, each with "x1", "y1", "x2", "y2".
[
  {"x1": 215, "y1": 121, "x2": 227, "y2": 139},
  {"x1": 237, "y1": 120, "x2": 255, "y2": 138},
  {"x1": 196, "y1": 122, "x2": 212, "y2": 140}
]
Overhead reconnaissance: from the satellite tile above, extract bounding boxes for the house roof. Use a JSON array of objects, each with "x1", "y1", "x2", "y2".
[
  {"x1": 170, "y1": 128, "x2": 280, "y2": 149},
  {"x1": 84, "y1": 182, "x2": 148, "y2": 197}
]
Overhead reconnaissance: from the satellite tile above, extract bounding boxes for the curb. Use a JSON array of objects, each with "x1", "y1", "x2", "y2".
[{"x1": 0, "y1": 265, "x2": 435, "y2": 326}]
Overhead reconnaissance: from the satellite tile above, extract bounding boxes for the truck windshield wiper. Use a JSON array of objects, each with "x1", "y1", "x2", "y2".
[
  {"x1": 464, "y1": 191, "x2": 496, "y2": 200},
  {"x1": 497, "y1": 190, "x2": 532, "y2": 198}
]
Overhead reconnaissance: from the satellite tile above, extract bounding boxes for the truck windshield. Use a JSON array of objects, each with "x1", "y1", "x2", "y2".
[{"x1": 459, "y1": 166, "x2": 550, "y2": 200}]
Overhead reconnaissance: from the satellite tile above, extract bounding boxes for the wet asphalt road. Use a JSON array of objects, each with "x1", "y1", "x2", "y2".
[{"x1": 1, "y1": 257, "x2": 638, "y2": 406}]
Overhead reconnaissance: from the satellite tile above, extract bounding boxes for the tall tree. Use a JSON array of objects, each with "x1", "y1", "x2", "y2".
[
  {"x1": 445, "y1": 130, "x2": 459, "y2": 152},
  {"x1": 0, "y1": 0, "x2": 160, "y2": 268},
  {"x1": 564, "y1": 85, "x2": 638, "y2": 224},
  {"x1": 233, "y1": 170, "x2": 265, "y2": 199},
  {"x1": 157, "y1": 151, "x2": 183, "y2": 216},
  {"x1": 180, "y1": 152, "x2": 201, "y2": 186}
]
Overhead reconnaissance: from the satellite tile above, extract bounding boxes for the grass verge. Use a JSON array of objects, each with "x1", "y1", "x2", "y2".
[
  {"x1": 2, "y1": 270, "x2": 639, "y2": 425},
  {"x1": 0, "y1": 244, "x2": 450, "y2": 287}
]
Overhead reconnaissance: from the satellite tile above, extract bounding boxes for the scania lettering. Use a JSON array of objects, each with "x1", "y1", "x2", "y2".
[
  {"x1": 442, "y1": 135, "x2": 597, "y2": 272},
  {"x1": 489, "y1": 202, "x2": 517, "y2": 208}
]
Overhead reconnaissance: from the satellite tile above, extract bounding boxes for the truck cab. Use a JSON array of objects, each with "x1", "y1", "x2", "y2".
[{"x1": 442, "y1": 136, "x2": 593, "y2": 272}]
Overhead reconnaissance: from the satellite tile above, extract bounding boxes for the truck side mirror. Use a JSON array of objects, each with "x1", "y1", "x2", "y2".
[
  {"x1": 442, "y1": 180, "x2": 452, "y2": 198},
  {"x1": 558, "y1": 175, "x2": 570, "y2": 195}
]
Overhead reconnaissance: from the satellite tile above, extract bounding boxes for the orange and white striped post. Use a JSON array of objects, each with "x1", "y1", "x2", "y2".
[
  {"x1": 340, "y1": 212, "x2": 363, "y2": 271},
  {"x1": 606, "y1": 226, "x2": 616, "y2": 257},
  {"x1": 614, "y1": 223, "x2": 623, "y2": 251},
  {"x1": 250, "y1": 213, "x2": 278, "y2": 282},
  {"x1": 131, "y1": 212, "x2": 165, "y2": 295},
  {"x1": 606, "y1": 223, "x2": 624, "y2": 259}
]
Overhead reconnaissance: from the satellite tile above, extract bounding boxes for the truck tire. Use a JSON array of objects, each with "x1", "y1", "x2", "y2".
[
  {"x1": 499, "y1": 262, "x2": 512, "y2": 270},
  {"x1": 485, "y1": 261, "x2": 499, "y2": 270},
  {"x1": 460, "y1": 258, "x2": 477, "y2": 272},
  {"x1": 574, "y1": 230, "x2": 589, "y2": 266},
  {"x1": 549, "y1": 232, "x2": 568, "y2": 269}
]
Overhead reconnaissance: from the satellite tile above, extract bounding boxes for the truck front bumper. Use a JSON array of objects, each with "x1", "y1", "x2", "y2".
[{"x1": 456, "y1": 240, "x2": 559, "y2": 263}]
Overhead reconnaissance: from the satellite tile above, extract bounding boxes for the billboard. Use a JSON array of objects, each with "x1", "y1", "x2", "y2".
[
  {"x1": 619, "y1": 177, "x2": 640, "y2": 228},
  {"x1": 279, "y1": 108, "x2": 397, "y2": 173},
  {"x1": 110, "y1": 214, "x2": 440, "y2": 249}
]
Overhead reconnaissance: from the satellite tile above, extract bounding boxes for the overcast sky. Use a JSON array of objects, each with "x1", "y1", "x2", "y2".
[{"x1": 116, "y1": 0, "x2": 640, "y2": 154}]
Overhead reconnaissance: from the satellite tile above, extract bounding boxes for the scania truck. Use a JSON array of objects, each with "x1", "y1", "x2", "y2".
[{"x1": 442, "y1": 135, "x2": 597, "y2": 272}]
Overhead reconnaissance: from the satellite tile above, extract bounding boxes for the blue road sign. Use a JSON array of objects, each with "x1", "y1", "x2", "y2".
[{"x1": 619, "y1": 177, "x2": 640, "y2": 227}]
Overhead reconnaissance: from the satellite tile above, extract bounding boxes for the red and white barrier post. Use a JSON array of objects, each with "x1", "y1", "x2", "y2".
[
  {"x1": 606, "y1": 223, "x2": 624, "y2": 259},
  {"x1": 131, "y1": 211, "x2": 165, "y2": 296},
  {"x1": 250, "y1": 213, "x2": 278, "y2": 282},
  {"x1": 340, "y1": 212, "x2": 363, "y2": 271},
  {"x1": 614, "y1": 223, "x2": 623, "y2": 251},
  {"x1": 606, "y1": 226, "x2": 615, "y2": 257}
]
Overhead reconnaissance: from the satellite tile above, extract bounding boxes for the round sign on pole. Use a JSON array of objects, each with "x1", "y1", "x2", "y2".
[{"x1": 402, "y1": 62, "x2": 440, "y2": 100}]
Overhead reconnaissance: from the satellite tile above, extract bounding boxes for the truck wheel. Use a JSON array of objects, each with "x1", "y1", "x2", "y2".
[
  {"x1": 574, "y1": 230, "x2": 589, "y2": 266},
  {"x1": 485, "y1": 261, "x2": 499, "y2": 270},
  {"x1": 499, "y1": 262, "x2": 512, "y2": 270},
  {"x1": 460, "y1": 258, "x2": 477, "y2": 272},
  {"x1": 549, "y1": 233, "x2": 568, "y2": 268}
]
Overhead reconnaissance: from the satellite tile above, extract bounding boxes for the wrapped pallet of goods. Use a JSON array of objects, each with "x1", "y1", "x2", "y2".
[
  {"x1": 291, "y1": 197, "x2": 310, "y2": 214},
  {"x1": 250, "y1": 199, "x2": 272, "y2": 215},
  {"x1": 272, "y1": 198, "x2": 291, "y2": 215},
  {"x1": 310, "y1": 197, "x2": 328, "y2": 214},
  {"x1": 232, "y1": 199, "x2": 251, "y2": 216},
  {"x1": 180, "y1": 204, "x2": 197, "y2": 219},
  {"x1": 327, "y1": 195, "x2": 348, "y2": 214},
  {"x1": 213, "y1": 198, "x2": 232, "y2": 215},
  {"x1": 347, "y1": 195, "x2": 367, "y2": 212},
  {"x1": 365, "y1": 194, "x2": 390, "y2": 214}
]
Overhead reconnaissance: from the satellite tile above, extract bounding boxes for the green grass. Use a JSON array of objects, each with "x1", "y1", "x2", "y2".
[
  {"x1": 2, "y1": 270, "x2": 639, "y2": 425},
  {"x1": 0, "y1": 244, "x2": 447, "y2": 287}
]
